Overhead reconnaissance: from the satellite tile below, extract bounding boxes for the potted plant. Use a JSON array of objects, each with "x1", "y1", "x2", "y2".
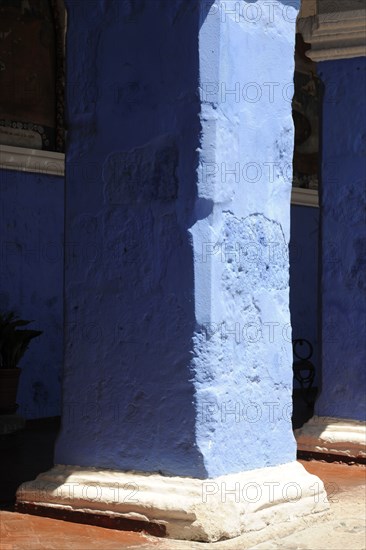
[{"x1": 0, "y1": 312, "x2": 42, "y2": 414}]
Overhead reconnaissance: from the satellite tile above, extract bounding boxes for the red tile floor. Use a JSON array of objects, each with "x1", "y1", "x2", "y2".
[{"x1": 0, "y1": 511, "x2": 158, "y2": 550}]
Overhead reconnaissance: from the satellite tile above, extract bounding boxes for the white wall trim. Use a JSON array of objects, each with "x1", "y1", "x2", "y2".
[
  {"x1": 16, "y1": 461, "x2": 328, "y2": 542},
  {"x1": 298, "y1": 9, "x2": 366, "y2": 62},
  {"x1": 291, "y1": 188, "x2": 319, "y2": 208},
  {"x1": 0, "y1": 145, "x2": 65, "y2": 177}
]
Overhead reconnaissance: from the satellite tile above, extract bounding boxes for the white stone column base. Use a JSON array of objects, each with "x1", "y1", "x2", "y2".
[
  {"x1": 16, "y1": 461, "x2": 329, "y2": 542},
  {"x1": 295, "y1": 416, "x2": 366, "y2": 459}
]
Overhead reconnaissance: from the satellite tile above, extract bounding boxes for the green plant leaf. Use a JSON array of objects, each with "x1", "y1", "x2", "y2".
[{"x1": 0, "y1": 311, "x2": 42, "y2": 369}]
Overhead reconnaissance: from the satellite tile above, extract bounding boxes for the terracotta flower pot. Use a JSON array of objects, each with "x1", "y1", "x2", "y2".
[{"x1": 0, "y1": 368, "x2": 21, "y2": 414}]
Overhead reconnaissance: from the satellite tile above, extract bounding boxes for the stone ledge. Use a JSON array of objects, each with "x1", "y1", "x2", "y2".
[
  {"x1": 295, "y1": 416, "x2": 366, "y2": 459},
  {"x1": 16, "y1": 461, "x2": 329, "y2": 542},
  {"x1": 298, "y1": 9, "x2": 366, "y2": 62},
  {"x1": 291, "y1": 188, "x2": 319, "y2": 208},
  {"x1": 0, "y1": 145, "x2": 65, "y2": 177}
]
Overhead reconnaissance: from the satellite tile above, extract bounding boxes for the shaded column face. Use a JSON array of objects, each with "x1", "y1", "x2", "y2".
[
  {"x1": 315, "y1": 57, "x2": 366, "y2": 422},
  {"x1": 57, "y1": 0, "x2": 206, "y2": 478},
  {"x1": 56, "y1": 0, "x2": 299, "y2": 478}
]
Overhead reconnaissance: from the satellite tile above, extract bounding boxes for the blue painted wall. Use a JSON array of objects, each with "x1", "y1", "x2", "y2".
[
  {"x1": 315, "y1": 57, "x2": 366, "y2": 421},
  {"x1": 0, "y1": 168, "x2": 64, "y2": 418},
  {"x1": 290, "y1": 205, "x2": 319, "y2": 385},
  {"x1": 55, "y1": 0, "x2": 300, "y2": 478}
]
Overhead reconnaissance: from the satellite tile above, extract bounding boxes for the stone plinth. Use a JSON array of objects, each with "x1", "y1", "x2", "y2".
[{"x1": 17, "y1": 461, "x2": 328, "y2": 542}]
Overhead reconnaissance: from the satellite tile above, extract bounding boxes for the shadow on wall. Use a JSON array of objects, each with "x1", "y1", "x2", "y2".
[
  {"x1": 290, "y1": 205, "x2": 319, "y2": 388},
  {"x1": 0, "y1": 169, "x2": 64, "y2": 419}
]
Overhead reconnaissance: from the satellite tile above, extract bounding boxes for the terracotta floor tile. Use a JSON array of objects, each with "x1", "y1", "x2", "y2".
[{"x1": 0, "y1": 512, "x2": 157, "y2": 550}]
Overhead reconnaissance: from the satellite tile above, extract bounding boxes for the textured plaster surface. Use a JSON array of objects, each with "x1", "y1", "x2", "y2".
[
  {"x1": 0, "y1": 169, "x2": 63, "y2": 418},
  {"x1": 57, "y1": 0, "x2": 205, "y2": 477},
  {"x1": 56, "y1": 0, "x2": 300, "y2": 477},
  {"x1": 315, "y1": 57, "x2": 366, "y2": 421},
  {"x1": 191, "y1": 0, "x2": 300, "y2": 475}
]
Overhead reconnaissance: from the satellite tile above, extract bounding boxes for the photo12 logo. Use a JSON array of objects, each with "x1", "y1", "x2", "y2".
[
  {"x1": 202, "y1": 479, "x2": 336, "y2": 504},
  {"x1": 201, "y1": 161, "x2": 293, "y2": 185},
  {"x1": 200, "y1": 81, "x2": 295, "y2": 104},
  {"x1": 205, "y1": 1, "x2": 299, "y2": 25}
]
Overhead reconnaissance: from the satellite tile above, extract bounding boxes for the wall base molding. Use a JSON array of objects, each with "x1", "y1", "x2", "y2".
[
  {"x1": 16, "y1": 461, "x2": 328, "y2": 542},
  {"x1": 295, "y1": 416, "x2": 366, "y2": 459},
  {"x1": 0, "y1": 145, "x2": 65, "y2": 176},
  {"x1": 291, "y1": 187, "x2": 319, "y2": 207}
]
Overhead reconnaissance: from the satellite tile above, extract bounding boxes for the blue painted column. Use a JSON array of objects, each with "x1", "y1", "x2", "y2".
[
  {"x1": 315, "y1": 57, "x2": 366, "y2": 421},
  {"x1": 55, "y1": 0, "x2": 299, "y2": 478}
]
